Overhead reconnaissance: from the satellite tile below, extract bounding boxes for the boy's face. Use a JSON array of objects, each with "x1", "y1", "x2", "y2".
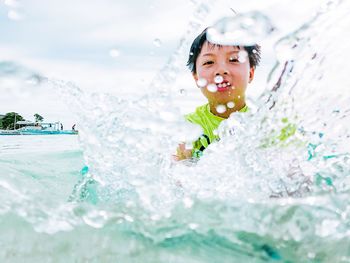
[{"x1": 193, "y1": 41, "x2": 255, "y2": 107}]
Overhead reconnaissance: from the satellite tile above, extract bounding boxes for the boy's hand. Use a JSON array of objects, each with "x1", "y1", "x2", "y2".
[{"x1": 173, "y1": 143, "x2": 192, "y2": 161}]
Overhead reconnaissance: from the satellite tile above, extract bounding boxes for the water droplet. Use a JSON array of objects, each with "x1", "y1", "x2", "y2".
[
  {"x1": 185, "y1": 141, "x2": 193, "y2": 150},
  {"x1": 188, "y1": 223, "x2": 199, "y2": 230},
  {"x1": 82, "y1": 210, "x2": 109, "y2": 228},
  {"x1": 25, "y1": 75, "x2": 43, "y2": 86},
  {"x1": 183, "y1": 197, "x2": 194, "y2": 208},
  {"x1": 207, "y1": 84, "x2": 218, "y2": 93},
  {"x1": 153, "y1": 38, "x2": 162, "y2": 47},
  {"x1": 274, "y1": 36, "x2": 299, "y2": 62},
  {"x1": 206, "y1": 12, "x2": 274, "y2": 46},
  {"x1": 109, "y1": 48, "x2": 120, "y2": 58},
  {"x1": 124, "y1": 214, "x2": 134, "y2": 222},
  {"x1": 216, "y1": 104, "x2": 226, "y2": 113},
  {"x1": 320, "y1": 0, "x2": 339, "y2": 12},
  {"x1": 238, "y1": 50, "x2": 248, "y2": 63},
  {"x1": 179, "y1": 88, "x2": 187, "y2": 95},
  {"x1": 196, "y1": 78, "x2": 207, "y2": 88},
  {"x1": 214, "y1": 75, "x2": 224, "y2": 83},
  {"x1": 227, "y1": 101, "x2": 235, "y2": 108},
  {"x1": 151, "y1": 214, "x2": 161, "y2": 221},
  {"x1": 8, "y1": 10, "x2": 22, "y2": 21}
]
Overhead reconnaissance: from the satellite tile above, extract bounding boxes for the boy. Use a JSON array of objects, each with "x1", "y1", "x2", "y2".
[{"x1": 175, "y1": 28, "x2": 261, "y2": 160}]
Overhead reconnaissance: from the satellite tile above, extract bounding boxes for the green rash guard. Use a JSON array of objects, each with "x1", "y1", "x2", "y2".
[{"x1": 185, "y1": 103, "x2": 248, "y2": 158}]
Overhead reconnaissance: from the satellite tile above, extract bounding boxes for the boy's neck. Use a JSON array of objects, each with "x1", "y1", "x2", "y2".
[{"x1": 209, "y1": 101, "x2": 246, "y2": 119}]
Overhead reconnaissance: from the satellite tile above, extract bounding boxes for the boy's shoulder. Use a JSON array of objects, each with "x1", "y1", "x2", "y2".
[
  {"x1": 185, "y1": 104, "x2": 210, "y2": 124},
  {"x1": 185, "y1": 103, "x2": 223, "y2": 143}
]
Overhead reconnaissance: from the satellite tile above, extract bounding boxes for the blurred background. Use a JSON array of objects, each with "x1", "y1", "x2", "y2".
[{"x1": 0, "y1": 0, "x2": 324, "y2": 127}]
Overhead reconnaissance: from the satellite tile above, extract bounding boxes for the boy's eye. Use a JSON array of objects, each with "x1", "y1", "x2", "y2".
[
  {"x1": 203, "y1": 60, "x2": 214, "y2": 66},
  {"x1": 229, "y1": 57, "x2": 239, "y2": 63}
]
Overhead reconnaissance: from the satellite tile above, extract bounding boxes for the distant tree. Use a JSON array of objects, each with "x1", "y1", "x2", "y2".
[
  {"x1": 1, "y1": 112, "x2": 24, "y2": 130},
  {"x1": 34, "y1": 113, "x2": 44, "y2": 123}
]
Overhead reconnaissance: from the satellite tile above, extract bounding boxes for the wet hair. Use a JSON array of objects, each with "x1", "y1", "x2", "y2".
[{"x1": 187, "y1": 28, "x2": 261, "y2": 73}]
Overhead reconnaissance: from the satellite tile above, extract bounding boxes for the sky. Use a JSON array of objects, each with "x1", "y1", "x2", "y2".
[{"x1": 0, "y1": 0, "x2": 325, "y2": 128}]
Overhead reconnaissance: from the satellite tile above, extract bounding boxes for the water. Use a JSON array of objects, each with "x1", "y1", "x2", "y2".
[{"x1": 1, "y1": 0, "x2": 350, "y2": 262}]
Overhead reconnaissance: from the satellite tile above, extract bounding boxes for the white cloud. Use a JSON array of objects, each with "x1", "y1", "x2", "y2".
[{"x1": 0, "y1": 0, "x2": 327, "y2": 126}]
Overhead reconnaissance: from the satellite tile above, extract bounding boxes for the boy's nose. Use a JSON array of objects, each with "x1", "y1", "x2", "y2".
[
  {"x1": 215, "y1": 63, "x2": 228, "y2": 76},
  {"x1": 216, "y1": 71, "x2": 228, "y2": 76},
  {"x1": 215, "y1": 71, "x2": 228, "y2": 76}
]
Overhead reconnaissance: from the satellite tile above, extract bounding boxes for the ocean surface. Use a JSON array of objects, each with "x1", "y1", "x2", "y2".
[
  {"x1": 0, "y1": 132, "x2": 349, "y2": 262},
  {"x1": 1, "y1": 0, "x2": 350, "y2": 262}
]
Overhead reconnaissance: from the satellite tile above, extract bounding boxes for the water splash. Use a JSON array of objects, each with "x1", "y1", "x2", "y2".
[
  {"x1": 50, "y1": 0, "x2": 350, "y2": 225},
  {"x1": 0, "y1": 61, "x2": 45, "y2": 98},
  {"x1": 1, "y1": 0, "x2": 350, "y2": 262},
  {"x1": 206, "y1": 11, "x2": 274, "y2": 46}
]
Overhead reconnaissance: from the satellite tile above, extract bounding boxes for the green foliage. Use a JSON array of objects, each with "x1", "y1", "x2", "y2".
[
  {"x1": 34, "y1": 113, "x2": 44, "y2": 122},
  {"x1": 0, "y1": 112, "x2": 24, "y2": 130}
]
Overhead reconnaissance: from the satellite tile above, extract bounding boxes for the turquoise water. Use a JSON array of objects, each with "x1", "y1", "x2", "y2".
[
  {"x1": 1, "y1": 0, "x2": 350, "y2": 262},
  {"x1": 0, "y1": 136, "x2": 349, "y2": 262}
]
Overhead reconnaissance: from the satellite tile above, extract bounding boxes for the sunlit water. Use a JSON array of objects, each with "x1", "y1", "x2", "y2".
[{"x1": 1, "y1": 0, "x2": 350, "y2": 262}]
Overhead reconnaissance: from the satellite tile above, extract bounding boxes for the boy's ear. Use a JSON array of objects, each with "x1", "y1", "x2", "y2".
[
  {"x1": 248, "y1": 67, "x2": 255, "y2": 83},
  {"x1": 192, "y1": 72, "x2": 198, "y2": 81}
]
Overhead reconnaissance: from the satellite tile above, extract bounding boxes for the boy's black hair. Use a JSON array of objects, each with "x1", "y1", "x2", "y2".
[{"x1": 187, "y1": 28, "x2": 261, "y2": 73}]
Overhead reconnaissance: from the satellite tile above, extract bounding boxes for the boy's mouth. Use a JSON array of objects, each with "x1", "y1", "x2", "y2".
[{"x1": 216, "y1": 81, "x2": 231, "y2": 92}]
